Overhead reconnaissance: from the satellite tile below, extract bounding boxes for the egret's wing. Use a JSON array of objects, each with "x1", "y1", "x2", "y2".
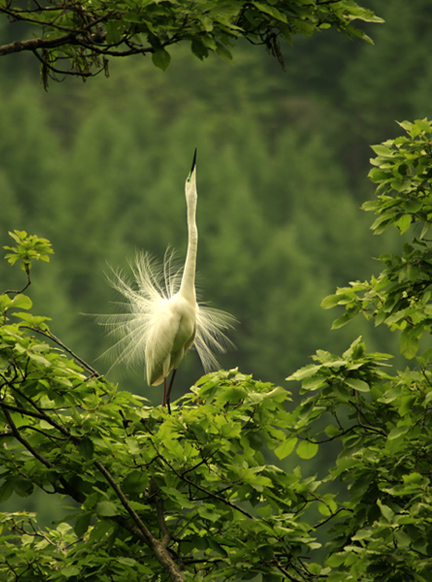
[
  {"x1": 194, "y1": 304, "x2": 237, "y2": 373},
  {"x1": 97, "y1": 286, "x2": 150, "y2": 370},
  {"x1": 97, "y1": 251, "x2": 182, "y2": 373}
]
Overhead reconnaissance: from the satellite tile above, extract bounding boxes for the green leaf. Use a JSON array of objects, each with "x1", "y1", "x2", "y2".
[
  {"x1": 199, "y1": 15, "x2": 214, "y2": 32},
  {"x1": 297, "y1": 440, "x2": 319, "y2": 460},
  {"x1": 9, "y1": 294, "x2": 32, "y2": 310},
  {"x1": 377, "y1": 499, "x2": 394, "y2": 522},
  {"x1": 13, "y1": 478, "x2": 34, "y2": 497},
  {"x1": 402, "y1": 472, "x2": 423, "y2": 484},
  {"x1": 96, "y1": 500, "x2": 117, "y2": 517},
  {"x1": 74, "y1": 513, "x2": 91, "y2": 537},
  {"x1": 317, "y1": 495, "x2": 337, "y2": 516},
  {"x1": 216, "y1": 43, "x2": 233, "y2": 62},
  {"x1": 0, "y1": 479, "x2": 15, "y2": 502},
  {"x1": 122, "y1": 470, "x2": 149, "y2": 494},
  {"x1": 371, "y1": 144, "x2": 394, "y2": 157},
  {"x1": 396, "y1": 214, "x2": 412, "y2": 234},
  {"x1": 28, "y1": 352, "x2": 51, "y2": 367},
  {"x1": 117, "y1": 557, "x2": 137, "y2": 567},
  {"x1": 252, "y1": 2, "x2": 287, "y2": 23},
  {"x1": 308, "y1": 563, "x2": 322, "y2": 575},
  {"x1": 191, "y1": 38, "x2": 209, "y2": 60},
  {"x1": 402, "y1": 199, "x2": 422, "y2": 213},
  {"x1": 332, "y1": 313, "x2": 356, "y2": 329},
  {"x1": 217, "y1": 386, "x2": 247, "y2": 404},
  {"x1": 106, "y1": 21, "x2": 122, "y2": 44},
  {"x1": 275, "y1": 436, "x2": 297, "y2": 460},
  {"x1": 321, "y1": 293, "x2": 352, "y2": 309},
  {"x1": 151, "y1": 48, "x2": 171, "y2": 71},
  {"x1": 302, "y1": 373, "x2": 327, "y2": 391},
  {"x1": 89, "y1": 519, "x2": 115, "y2": 541},
  {"x1": 11, "y1": 312, "x2": 51, "y2": 326},
  {"x1": 345, "y1": 378, "x2": 370, "y2": 392},
  {"x1": 400, "y1": 329, "x2": 419, "y2": 359},
  {"x1": 387, "y1": 425, "x2": 409, "y2": 440},
  {"x1": 287, "y1": 364, "x2": 321, "y2": 382},
  {"x1": 60, "y1": 566, "x2": 81, "y2": 578},
  {"x1": 414, "y1": 118, "x2": 432, "y2": 133},
  {"x1": 78, "y1": 437, "x2": 94, "y2": 460}
]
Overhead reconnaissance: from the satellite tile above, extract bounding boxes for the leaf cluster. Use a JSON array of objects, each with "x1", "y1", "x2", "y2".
[
  {"x1": 322, "y1": 119, "x2": 432, "y2": 359},
  {"x1": 285, "y1": 120, "x2": 432, "y2": 581},
  {"x1": 0, "y1": 0, "x2": 382, "y2": 85},
  {"x1": 288, "y1": 335, "x2": 432, "y2": 582}
]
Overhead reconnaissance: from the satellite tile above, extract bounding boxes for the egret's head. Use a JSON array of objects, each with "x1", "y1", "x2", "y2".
[{"x1": 185, "y1": 148, "x2": 197, "y2": 202}]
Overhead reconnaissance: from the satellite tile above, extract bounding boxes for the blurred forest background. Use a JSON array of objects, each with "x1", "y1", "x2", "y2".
[{"x1": 1, "y1": 0, "x2": 432, "y2": 405}]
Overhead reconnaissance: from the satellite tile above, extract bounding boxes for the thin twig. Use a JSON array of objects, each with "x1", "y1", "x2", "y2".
[
  {"x1": 312, "y1": 507, "x2": 349, "y2": 531},
  {"x1": 23, "y1": 326, "x2": 101, "y2": 377},
  {"x1": 354, "y1": 392, "x2": 388, "y2": 436},
  {"x1": 1, "y1": 393, "x2": 71, "y2": 438},
  {"x1": 2, "y1": 266, "x2": 31, "y2": 295},
  {"x1": 157, "y1": 454, "x2": 255, "y2": 520},
  {"x1": 2, "y1": 407, "x2": 55, "y2": 470}
]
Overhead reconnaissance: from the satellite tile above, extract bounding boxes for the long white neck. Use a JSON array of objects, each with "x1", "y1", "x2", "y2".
[{"x1": 179, "y1": 167, "x2": 197, "y2": 300}]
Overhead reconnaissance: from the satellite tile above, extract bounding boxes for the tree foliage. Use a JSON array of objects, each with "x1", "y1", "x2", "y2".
[
  {"x1": 0, "y1": 240, "x2": 323, "y2": 581},
  {"x1": 0, "y1": 0, "x2": 382, "y2": 85},
  {"x1": 2, "y1": 120, "x2": 432, "y2": 580},
  {"x1": 322, "y1": 118, "x2": 432, "y2": 359},
  {"x1": 289, "y1": 119, "x2": 432, "y2": 581}
]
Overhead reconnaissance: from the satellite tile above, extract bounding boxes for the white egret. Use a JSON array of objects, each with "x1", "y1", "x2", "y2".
[{"x1": 99, "y1": 149, "x2": 236, "y2": 408}]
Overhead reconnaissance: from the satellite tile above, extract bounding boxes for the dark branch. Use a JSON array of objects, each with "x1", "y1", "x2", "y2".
[
  {"x1": 95, "y1": 460, "x2": 184, "y2": 582},
  {"x1": 24, "y1": 326, "x2": 102, "y2": 377},
  {"x1": 0, "y1": 33, "x2": 79, "y2": 56}
]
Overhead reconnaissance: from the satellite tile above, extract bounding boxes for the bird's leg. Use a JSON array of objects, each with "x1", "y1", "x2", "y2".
[
  {"x1": 162, "y1": 377, "x2": 167, "y2": 407},
  {"x1": 166, "y1": 369, "x2": 177, "y2": 414}
]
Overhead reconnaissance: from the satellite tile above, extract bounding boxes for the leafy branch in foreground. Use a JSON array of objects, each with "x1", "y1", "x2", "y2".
[
  {"x1": 286, "y1": 120, "x2": 432, "y2": 582},
  {"x1": 321, "y1": 119, "x2": 432, "y2": 360},
  {"x1": 288, "y1": 335, "x2": 432, "y2": 582},
  {"x1": 0, "y1": 233, "x2": 327, "y2": 581},
  {"x1": 0, "y1": 345, "x2": 325, "y2": 581},
  {"x1": 2, "y1": 230, "x2": 53, "y2": 295},
  {"x1": 0, "y1": 0, "x2": 383, "y2": 86}
]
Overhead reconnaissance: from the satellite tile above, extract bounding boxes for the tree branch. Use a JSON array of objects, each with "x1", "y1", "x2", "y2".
[
  {"x1": 94, "y1": 460, "x2": 184, "y2": 582},
  {"x1": 150, "y1": 477, "x2": 171, "y2": 547},
  {"x1": 0, "y1": 33, "x2": 79, "y2": 56}
]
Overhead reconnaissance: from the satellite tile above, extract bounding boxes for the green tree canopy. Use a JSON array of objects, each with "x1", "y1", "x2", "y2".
[{"x1": 0, "y1": 0, "x2": 381, "y2": 85}]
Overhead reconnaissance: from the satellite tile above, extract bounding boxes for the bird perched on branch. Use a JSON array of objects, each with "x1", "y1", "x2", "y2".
[{"x1": 99, "y1": 149, "x2": 236, "y2": 409}]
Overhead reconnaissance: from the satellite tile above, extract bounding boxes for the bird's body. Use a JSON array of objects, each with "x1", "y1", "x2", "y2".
[
  {"x1": 99, "y1": 150, "x2": 235, "y2": 407},
  {"x1": 145, "y1": 293, "x2": 196, "y2": 386}
]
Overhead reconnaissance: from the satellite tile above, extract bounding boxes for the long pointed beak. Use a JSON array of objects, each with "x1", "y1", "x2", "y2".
[{"x1": 190, "y1": 148, "x2": 197, "y2": 173}]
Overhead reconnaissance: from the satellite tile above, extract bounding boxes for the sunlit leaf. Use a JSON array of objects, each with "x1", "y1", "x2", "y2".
[{"x1": 296, "y1": 440, "x2": 319, "y2": 460}]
